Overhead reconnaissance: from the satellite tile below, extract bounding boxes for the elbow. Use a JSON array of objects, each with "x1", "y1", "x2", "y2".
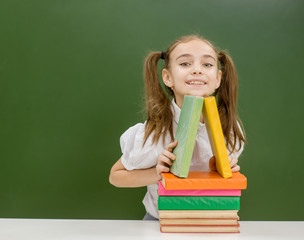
[
  {"x1": 109, "y1": 174, "x2": 113, "y2": 186},
  {"x1": 109, "y1": 171, "x2": 123, "y2": 188},
  {"x1": 109, "y1": 158, "x2": 127, "y2": 187},
  {"x1": 109, "y1": 172, "x2": 118, "y2": 187},
  {"x1": 109, "y1": 177, "x2": 119, "y2": 188}
]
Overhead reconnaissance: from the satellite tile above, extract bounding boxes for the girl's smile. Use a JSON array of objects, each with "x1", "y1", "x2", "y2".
[{"x1": 186, "y1": 79, "x2": 207, "y2": 86}]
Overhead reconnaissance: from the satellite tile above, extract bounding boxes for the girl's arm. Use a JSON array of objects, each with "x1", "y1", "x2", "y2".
[
  {"x1": 109, "y1": 141, "x2": 178, "y2": 188},
  {"x1": 109, "y1": 158, "x2": 160, "y2": 187}
]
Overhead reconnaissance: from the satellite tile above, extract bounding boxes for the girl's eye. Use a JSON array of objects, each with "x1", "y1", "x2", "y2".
[
  {"x1": 203, "y1": 63, "x2": 213, "y2": 67},
  {"x1": 180, "y1": 62, "x2": 190, "y2": 66}
]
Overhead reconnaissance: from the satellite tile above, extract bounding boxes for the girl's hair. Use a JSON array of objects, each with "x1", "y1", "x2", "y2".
[{"x1": 143, "y1": 35, "x2": 246, "y2": 153}]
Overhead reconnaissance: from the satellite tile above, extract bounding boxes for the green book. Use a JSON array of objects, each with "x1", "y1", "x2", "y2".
[
  {"x1": 170, "y1": 95, "x2": 204, "y2": 178},
  {"x1": 158, "y1": 196, "x2": 240, "y2": 210}
]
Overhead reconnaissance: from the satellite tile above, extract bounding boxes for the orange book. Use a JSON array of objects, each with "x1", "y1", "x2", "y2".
[
  {"x1": 203, "y1": 96, "x2": 232, "y2": 178},
  {"x1": 161, "y1": 171, "x2": 247, "y2": 190}
]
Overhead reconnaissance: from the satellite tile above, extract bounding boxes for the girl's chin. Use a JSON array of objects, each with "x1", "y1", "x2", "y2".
[{"x1": 185, "y1": 91, "x2": 212, "y2": 98}]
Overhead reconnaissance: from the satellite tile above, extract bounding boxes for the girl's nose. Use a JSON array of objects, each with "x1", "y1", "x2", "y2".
[
  {"x1": 192, "y1": 70, "x2": 202, "y2": 74},
  {"x1": 192, "y1": 67, "x2": 203, "y2": 75},
  {"x1": 191, "y1": 63, "x2": 203, "y2": 75}
]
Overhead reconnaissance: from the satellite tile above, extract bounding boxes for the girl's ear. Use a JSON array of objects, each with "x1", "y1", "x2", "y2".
[
  {"x1": 216, "y1": 70, "x2": 222, "y2": 89},
  {"x1": 162, "y1": 68, "x2": 174, "y2": 88}
]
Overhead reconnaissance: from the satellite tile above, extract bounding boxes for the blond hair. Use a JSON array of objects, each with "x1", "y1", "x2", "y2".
[{"x1": 143, "y1": 35, "x2": 246, "y2": 153}]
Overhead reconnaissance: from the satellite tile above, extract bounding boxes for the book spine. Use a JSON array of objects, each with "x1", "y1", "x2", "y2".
[
  {"x1": 160, "y1": 225, "x2": 240, "y2": 233},
  {"x1": 158, "y1": 196, "x2": 240, "y2": 210},
  {"x1": 161, "y1": 172, "x2": 247, "y2": 190},
  {"x1": 158, "y1": 181, "x2": 242, "y2": 196},
  {"x1": 158, "y1": 210, "x2": 239, "y2": 219},
  {"x1": 159, "y1": 218, "x2": 239, "y2": 225}
]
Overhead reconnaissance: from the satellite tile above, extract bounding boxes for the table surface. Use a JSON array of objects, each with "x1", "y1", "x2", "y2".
[{"x1": 0, "y1": 219, "x2": 303, "y2": 240}]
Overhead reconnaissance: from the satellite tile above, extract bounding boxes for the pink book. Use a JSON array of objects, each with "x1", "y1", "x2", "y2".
[{"x1": 158, "y1": 181, "x2": 241, "y2": 196}]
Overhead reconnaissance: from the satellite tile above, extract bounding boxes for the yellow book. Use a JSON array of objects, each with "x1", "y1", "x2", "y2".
[{"x1": 202, "y1": 97, "x2": 232, "y2": 178}]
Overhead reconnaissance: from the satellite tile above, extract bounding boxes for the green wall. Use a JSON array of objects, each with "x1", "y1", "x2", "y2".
[{"x1": 1, "y1": 0, "x2": 304, "y2": 220}]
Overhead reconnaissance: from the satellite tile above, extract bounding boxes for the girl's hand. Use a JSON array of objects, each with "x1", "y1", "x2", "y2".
[
  {"x1": 156, "y1": 141, "x2": 178, "y2": 180},
  {"x1": 229, "y1": 157, "x2": 240, "y2": 172},
  {"x1": 209, "y1": 156, "x2": 240, "y2": 172}
]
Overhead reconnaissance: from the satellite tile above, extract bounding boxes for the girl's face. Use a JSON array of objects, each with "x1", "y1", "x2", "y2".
[{"x1": 162, "y1": 39, "x2": 222, "y2": 108}]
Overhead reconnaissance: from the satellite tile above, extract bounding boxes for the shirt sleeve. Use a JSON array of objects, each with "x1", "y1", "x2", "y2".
[{"x1": 120, "y1": 123, "x2": 160, "y2": 171}]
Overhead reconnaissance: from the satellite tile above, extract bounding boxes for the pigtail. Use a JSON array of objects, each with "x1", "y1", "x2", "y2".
[
  {"x1": 143, "y1": 52, "x2": 174, "y2": 146},
  {"x1": 216, "y1": 50, "x2": 246, "y2": 153}
]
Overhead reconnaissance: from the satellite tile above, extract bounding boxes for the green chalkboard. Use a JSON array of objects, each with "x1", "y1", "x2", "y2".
[{"x1": 1, "y1": 0, "x2": 304, "y2": 220}]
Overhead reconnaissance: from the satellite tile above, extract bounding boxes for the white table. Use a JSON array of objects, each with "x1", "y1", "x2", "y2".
[{"x1": 0, "y1": 219, "x2": 303, "y2": 240}]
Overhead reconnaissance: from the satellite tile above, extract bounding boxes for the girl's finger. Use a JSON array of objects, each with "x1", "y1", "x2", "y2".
[
  {"x1": 167, "y1": 141, "x2": 178, "y2": 152},
  {"x1": 231, "y1": 165, "x2": 240, "y2": 172},
  {"x1": 158, "y1": 154, "x2": 173, "y2": 166},
  {"x1": 156, "y1": 164, "x2": 170, "y2": 177},
  {"x1": 163, "y1": 165, "x2": 170, "y2": 172},
  {"x1": 162, "y1": 150, "x2": 176, "y2": 161},
  {"x1": 229, "y1": 158, "x2": 238, "y2": 167}
]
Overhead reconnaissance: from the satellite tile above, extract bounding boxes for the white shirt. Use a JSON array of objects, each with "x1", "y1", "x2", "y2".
[{"x1": 120, "y1": 99, "x2": 243, "y2": 219}]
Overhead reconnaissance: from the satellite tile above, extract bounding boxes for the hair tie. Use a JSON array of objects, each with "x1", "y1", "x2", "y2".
[{"x1": 160, "y1": 51, "x2": 166, "y2": 60}]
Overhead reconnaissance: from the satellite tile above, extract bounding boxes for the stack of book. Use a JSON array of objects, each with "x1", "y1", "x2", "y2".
[
  {"x1": 158, "y1": 95, "x2": 248, "y2": 233},
  {"x1": 158, "y1": 171, "x2": 247, "y2": 233}
]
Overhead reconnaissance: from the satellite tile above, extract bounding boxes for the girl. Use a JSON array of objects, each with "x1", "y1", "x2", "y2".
[{"x1": 109, "y1": 35, "x2": 246, "y2": 220}]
